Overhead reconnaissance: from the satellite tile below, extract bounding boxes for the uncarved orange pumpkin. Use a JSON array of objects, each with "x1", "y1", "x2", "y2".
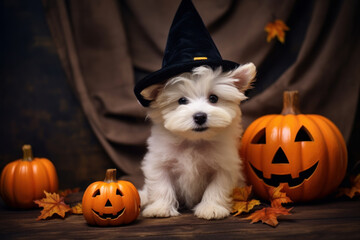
[
  {"x1": 82, "y1": 169, "x2": 140, "y2": 226},
  {"x1": 0, "y1": 145, "x2": 59, "y2": 208},
  {"x1": 240, "y1": 91, "x2": 347, "y2": 202}
]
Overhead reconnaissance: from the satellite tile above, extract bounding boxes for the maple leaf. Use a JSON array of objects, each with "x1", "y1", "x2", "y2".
[
  {"x1": 34, "y1": 191, "x2": 71, "y2": 220},
  {"x1": 232, "y1": 186, "x2": 261, "y2": 216},
  {"x1": 71, "y1": 203, "x2": 83, "y2": 215},
  {"x1": 265, "y1": 19, "x2": 290, "y2": 43},
  {"x1": 245, "y1": 207, "x2": 292, "y2": 227},
  {"x1": 58, "y1": 187, "x2": 80, "y2": 197},
  {"x1": 269, "y1": 184, "x2": 293, "y2": 208},
  {"x1": 338, "y1": 174, "x2": 360, "y2": 198}
]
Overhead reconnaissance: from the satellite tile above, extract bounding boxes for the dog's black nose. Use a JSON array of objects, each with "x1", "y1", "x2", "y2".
[{"x1": 193, "y1": 112, "x2": 207, "y2": 125}]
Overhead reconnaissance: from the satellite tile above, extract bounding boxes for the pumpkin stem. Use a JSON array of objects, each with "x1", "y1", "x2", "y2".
[
  {"x1": 22, "y1": 144, "x2": 33, "y2": 161},
  {"x1": 281, "y1": 91, "x2": 301, "y2": 115},
  {"x1": 104, "y1": 169, "x2": 117, "y2": 183}
]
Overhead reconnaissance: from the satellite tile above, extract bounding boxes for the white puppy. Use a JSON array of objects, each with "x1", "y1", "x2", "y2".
[{"x1": 139, "y1": 63, "x2": 256, "y2": 220}]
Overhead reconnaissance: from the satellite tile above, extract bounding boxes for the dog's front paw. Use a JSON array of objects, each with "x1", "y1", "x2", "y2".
[
  {"x1": 142, "y1": 201, "x2": 180, "y2": 218},
  {"x1": 138, "y1": 189, "x2": 148, "y2": 207},
  {"x1": 194, "y1": 202, "x2": 230, "y2": 220}
]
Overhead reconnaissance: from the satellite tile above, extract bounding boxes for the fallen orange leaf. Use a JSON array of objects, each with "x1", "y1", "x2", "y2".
[
  {"x1": 232, "y1": 186, "x2": 261, "y2": 216},
  {"x1": 245, "y1": 206, "x2": 292, "y2": 227},
  {"x1": 265, "y1": 19, "x2": 290, "y2": 43},
  {"x1": 233, "y1": 185, "x2": 252, "y2": 201},
  {"x1": 338, "y1": 174, "x2": 360, "y2": 198},
  {"x1": 34, "y1": 191, "x2": 71, "y2": 220},
  {"x1": 58, "y1": 188, "x2": 80, "y2": 197},
  {"x1": 71, "y1": 203, "x2": 83, "y2": 215},
  {"x1": 269, "y1": 184, "x2": 293, "y2": 208}
]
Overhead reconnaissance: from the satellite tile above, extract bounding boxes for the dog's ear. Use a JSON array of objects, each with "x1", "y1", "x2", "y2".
[
  {"x1": 231, "y1": 63, "x2": 256, "y2": 92},
  {"x1": 140, "y1": 84, "x2": 163, "y2": 101}
]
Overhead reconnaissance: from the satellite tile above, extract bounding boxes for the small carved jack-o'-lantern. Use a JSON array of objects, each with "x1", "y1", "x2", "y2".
[
  {"x1": 240, "y1": 91, "x2": 347, "y2": 202},
  {"x1": 82, "y1": 169, "x2": 140, "y2": 226}
]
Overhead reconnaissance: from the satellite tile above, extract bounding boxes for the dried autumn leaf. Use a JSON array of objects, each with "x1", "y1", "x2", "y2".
[
  {"x1": 246, "y1": 207, "x2": 292, "y2": 227},
  {"x1": 265, "y1": 19, "x2": 290, "y2": 43},
  {"x1": 338, "y1": 174, "x2": 360, "y2": 198},
  {"x1": 232, "y1": 186, "x2": 261, "y2": 216},
  {"x1": 233, "y1": 186, "x2": 252, "y2": 201},
  {"x1": 269, "y1": 184, "x2": 293, "y2": 208},
  {"x1": 58, "y1": 188, "x2": 80, "y2": 197},
  {"x1": 233, "y1": 200, "x2": 261, "y2": 217},
  {"x1": 71, "y1": 203, "x2": 83, "y2": 215},
  {"x1": 34, "y1": 191, "x2": 71, "y2": 220}
]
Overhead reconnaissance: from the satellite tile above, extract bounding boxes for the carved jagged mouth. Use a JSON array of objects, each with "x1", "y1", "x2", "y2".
[
  {"x1": 192, "y1": 127, "x2": 208, "y2": 132},
  {"x1": 92, "y1": 208, "x2": 125, "y2": 220},
  {"x1": 250, "y1": 161, "x2": 319, "y2": 187}
]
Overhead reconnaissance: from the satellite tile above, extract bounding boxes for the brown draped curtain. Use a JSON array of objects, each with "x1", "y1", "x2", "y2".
[{"x1": 42, "y1": 0, "x2": 359, "y2": 187}]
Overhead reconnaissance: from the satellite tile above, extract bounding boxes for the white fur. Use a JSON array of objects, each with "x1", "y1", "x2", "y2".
[{"x1": 139, "y1": 63, "x2": 256, "y2": 220}]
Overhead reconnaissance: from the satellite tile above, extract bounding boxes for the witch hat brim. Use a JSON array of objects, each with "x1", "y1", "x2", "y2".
[{"x1": 134, "y1": 0, "x2": 239, "y2": 107}]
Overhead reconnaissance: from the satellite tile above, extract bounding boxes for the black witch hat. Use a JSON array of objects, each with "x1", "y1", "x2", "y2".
[{"x1": 134, "y1": 0, "x2": 239, "y2": 107}]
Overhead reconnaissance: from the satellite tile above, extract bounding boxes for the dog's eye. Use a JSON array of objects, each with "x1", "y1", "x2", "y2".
[
  {"x1": 178, "y1": 97, "x2": 188, "y2": 105},
  {"x1": 209, "y1": 94, "x2": 218, "y2": 103}
]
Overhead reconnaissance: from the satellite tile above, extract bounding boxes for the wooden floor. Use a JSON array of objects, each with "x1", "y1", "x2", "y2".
[{"x1": 1, "y1": 196, "x2": 359, "y2": 240}]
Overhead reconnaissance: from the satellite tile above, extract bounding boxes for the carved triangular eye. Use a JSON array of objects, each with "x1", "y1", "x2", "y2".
[
  {"x1": 251, "y1": 128, "x2": 266, "y2": 144},
  {"x1": 116, "y1": 189, "x2": 123, "y2": 196},
  {"x1": 92, "y1": 189, "x2": 100, "y2": 197},
  {"x1": 295, "y1": 126, "x2": 313, "y2": 142}
]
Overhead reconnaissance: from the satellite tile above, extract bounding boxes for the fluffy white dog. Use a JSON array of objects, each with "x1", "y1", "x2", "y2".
[{"x1": 139, "y1": 63, "x2": 256, "y2": 220}]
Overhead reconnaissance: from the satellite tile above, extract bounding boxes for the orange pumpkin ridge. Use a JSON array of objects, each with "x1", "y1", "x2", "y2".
[{"x1": 240, "y1": 91, "x2": 347, "y2": 202}]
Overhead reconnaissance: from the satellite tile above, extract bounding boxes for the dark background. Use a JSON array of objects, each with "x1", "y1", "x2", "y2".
[
  {"x1": 1, "y1": 0, "x2": 359, "y2": 191},
  {"x1": 0, "y1": 0, "x2": 117, "y2": 190}
]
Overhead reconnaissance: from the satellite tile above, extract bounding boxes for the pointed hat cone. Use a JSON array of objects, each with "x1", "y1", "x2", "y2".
[{"x1": 134, "y1": 0, "x2": 239, "y2": 107}]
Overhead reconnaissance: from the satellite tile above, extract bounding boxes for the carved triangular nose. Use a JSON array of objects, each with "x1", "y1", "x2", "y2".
[
  {"x1": 272, "y1": 147, "x2": 289, "y2": 164},
  {"x1": 105, "y1": 199, "x2": 112, "y2": 207}
]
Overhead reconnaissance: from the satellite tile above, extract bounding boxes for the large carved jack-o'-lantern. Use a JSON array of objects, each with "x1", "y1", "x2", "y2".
[
  {"x1": 240, "y1": 91, "x2": 347, "y2": 202},
  {"x1": 82, "y1": 169, "x2": 140, "y2": 226}
]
